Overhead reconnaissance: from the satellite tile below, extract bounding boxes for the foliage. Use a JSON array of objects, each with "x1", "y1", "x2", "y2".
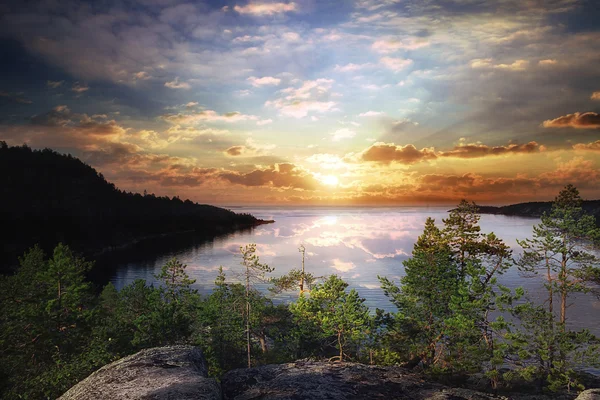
[
  {"x1": 379, "y1": 218, "x2": 458, "y2": 367},
  {"x1": 239, "y1": 244, "x2": 274, "y2": 367},
  {"x1": 513, "y1": 184, "x2": 600, "y2": 390},
  {"x1": 270, "y1": 245, "x2": 319, "y2": 295},
  {"x1": 0, "y1": 244, "x2": 98, "y2": 399},
  {"x1": 290, "y1": 275, "x2": 371, "y2": 361},
  {"x1": 378, "y1": 200, "x2": 516, "y2": 388}
]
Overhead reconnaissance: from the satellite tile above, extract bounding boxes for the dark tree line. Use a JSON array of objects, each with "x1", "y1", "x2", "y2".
[{"x1": 0, "y1": 142, "x2": 260, "y2": 272}]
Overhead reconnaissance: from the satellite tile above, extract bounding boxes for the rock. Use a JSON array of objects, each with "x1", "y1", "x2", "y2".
[
  {"x1": 577, "y1": 389, "x2": 600, "y2": 400},
  {"x1": 59, "y1": 345, "x2": 220, "y2": 400},
  {"x1": 220, "y1": 360, "x2": 508, "y2": 400}
]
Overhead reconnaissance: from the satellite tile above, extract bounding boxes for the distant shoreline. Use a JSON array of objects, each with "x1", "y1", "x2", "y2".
[{"x1": 472, "y1": 200, "x2": 600, "y2": 220}]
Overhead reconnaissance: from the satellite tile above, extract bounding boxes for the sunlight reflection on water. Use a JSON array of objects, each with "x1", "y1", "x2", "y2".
[{"x1": 108, "y1": 207, "x2": 600, "y2": 336}]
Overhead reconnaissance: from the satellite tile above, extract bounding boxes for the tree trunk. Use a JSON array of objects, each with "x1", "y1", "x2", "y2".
[
  {"x1": 246, "y1": 269, "x2": 251, "y2": 368},
  {"x1": 259, "y1": 332, "x2": 268, "y2": 354},
  {"x1": 560, "y1": 243, "x2": 567, "y2": 327},
  {"x1": 546, "y1": 252, "x2": 554, "y2": 371},
  {"x1": 338, "y1": 331, "x2": 343, "y2": 361}
]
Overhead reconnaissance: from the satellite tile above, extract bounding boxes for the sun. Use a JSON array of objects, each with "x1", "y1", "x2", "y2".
[{"x1": 322, "y1": 175, "x2": 339, "y2": 186}]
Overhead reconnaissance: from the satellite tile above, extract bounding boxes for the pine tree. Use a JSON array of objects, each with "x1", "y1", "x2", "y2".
[
  {"x1": 379, "y1": 218, "x2": 458, "y2": 367},
  {"x1": 239, "y1": 244, "x2": 273, "y2": 367},
  {"x1": 270, "y1": 245, "x2": 318, "y2": 295},
  {"x1": 290, "y1": 275, "x2": 370, "y2": 361},
  {"x1": 515, "y1": 184, "x2": 600, "y2": 390}
]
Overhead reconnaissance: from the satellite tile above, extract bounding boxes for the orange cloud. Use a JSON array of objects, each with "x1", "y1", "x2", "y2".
[
  {"x1": 543, "y1": 112, "x2": 600, "y2": 129},
  {"x1": 439, "y1": 141, "x2": 540, "y2": 158},
  {"x1": 361, "y1": 143, "x2": 437, "y2": 165},
  {"x1": 225, "y1": 146, "x2": 244, "y2": 156},
  {"x1": 573, "y1": 140, "x2": 600, "y2": 151},
  {"x1": 219, "y1": 163, "x2": 319, "y2": 190}
]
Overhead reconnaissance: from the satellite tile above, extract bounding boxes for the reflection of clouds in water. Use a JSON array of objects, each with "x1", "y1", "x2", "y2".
[
  {"x1": 305, "y1": 237, "x2": 344, "y2": 247},
  {"x1": 113, "y1": 208, "x2": 573, "y2": 326},
  {"x1": 330, "y1": 259, "x2": 356, "y2": 272},
  {"x1": 223, "y1": 242, "x2": 276, "y2": 257},
  {"x1": 314, "y1": 215, "x2": 338, "y2": 226},
  {"x1": 304, "y1": 224, "x2": 412, "y2": 261},
  {"x1": 360, "y1": 283, "x2": 380, "y2": 290}
]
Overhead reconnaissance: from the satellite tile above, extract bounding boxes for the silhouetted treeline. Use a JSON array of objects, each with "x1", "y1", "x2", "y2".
[
  {"x1": 0, "y1": 142, "x2": 260, "y2": 271},
  {"x1": 476, "y1": 200, "x2": 600, "y2": 221}
]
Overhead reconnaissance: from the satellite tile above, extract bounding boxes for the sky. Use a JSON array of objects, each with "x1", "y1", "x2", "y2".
[{"x1": 1, "y1": 0, "x2": 599, "y2": 206}]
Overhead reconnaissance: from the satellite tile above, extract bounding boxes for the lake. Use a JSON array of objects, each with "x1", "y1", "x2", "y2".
[{"x1": 99, "y1": 206, "x2": 600, "y2": 335}]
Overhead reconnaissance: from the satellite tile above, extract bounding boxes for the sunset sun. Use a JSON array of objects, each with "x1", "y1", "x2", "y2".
[{"x1": 322, "y1": 175, "x2": 339, "y2": 187}]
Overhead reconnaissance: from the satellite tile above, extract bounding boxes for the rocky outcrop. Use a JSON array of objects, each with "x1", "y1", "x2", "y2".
[
  {"x1": 59, "y1": 346, "x2": 598, "y2": 400},
  {"x1": 59, "y1": 345, "x2": 220, "y2": 400},
  {"x1": 221, "y1": 360, "x2": 507, "y2": 400},
  {"x1": 576, "y1": 389, "x2": 600, "y2": 400}
]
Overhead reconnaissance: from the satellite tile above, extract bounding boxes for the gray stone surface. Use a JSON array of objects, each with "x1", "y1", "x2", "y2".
[
  {"x1": 220, "y1": 360, "x2": 508, "y2": 400},
  {"x1": 59, "y1": 347, "x2": 599, "y2": 400},
  {"x1": 59, "y1": 345, "x2": 221, "y2": 400},
  {"x1": 576, "y1": 389, "x2": 600, "y2": 400}
]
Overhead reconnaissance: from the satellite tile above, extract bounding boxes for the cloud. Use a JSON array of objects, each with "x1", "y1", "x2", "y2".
[
  {"x1": 359, "y1": 111, "x2": 386, "y2": 117},
  {"x1": 357, "y1": 140, "x2": 543, "y2": 165},
  {"x1": 591, "y1": 92, "x2": 600, "y2": 100},
  {"x1": 0, "y1": 105, "x2": 131, "y2": 153},
  {"x1": 372, "y1": 37, "x2": 429, "y2": 53},
  {"x1": 305, "y1": 153, "x2": 346, "y2": 170},
  {"x1": 161, "y1": 110, "x2": 260, "y2": 124},
  {"x1": 573, "y1": 140, "x2": 600, "y2": 151},
  {"x1": 470, "y1": 59, "x2": 529, "y2": 71},
  {"x1": 164, "y1": 78, "x2": 191, "y2": 89},
  {"x1": 247, "y1": 76, "x2": 281, "y2": 87},
  {"x1": 233, "y1": 2, "x2": 298, "y2": 16},
  {"x1": 219, "y1": 163, "x2": 319, "y2": 190},
  {"x1": 266, "y1": 78, "x2": 338, "y2": 118},
  {"x1": 225, "y1": 146, "x2": 244, "y2": 156},
  {"x1": 256, "y1": 118, "x2": 273, "y2": 125},
  {"x1": 47, "y1": 80, "x2": 64, "y2": 88},
  {"x1": 542, "y1": 112, "x2": 600, "y2": 129},
  {"x1": 0, "y1": 91, "x2": 33, "y2": 105},
  {"x1": 361, "y1": 143, "x2": 437, "y2": 164},
  {"x1": 539, "y1": 59, "x2": 557, "y2": 66},
  {"x1": 330, "y1": 259, "x2": 356, "y2": 272},
  {"x1": 439, "y1": 141, "x2": 541, "y2": 158},
  {"x1": 133, "y1": 71, "x2": 152, "y2": 80},
  {"x1": 30, "y1": 105, "x2": 73, "y2": 127},
  {"x1": 333, "y1": 63, "x2": 374, "y2": 72},
  {"x1": 331, "y1": 128, "x2": 356, "y2": 141},
  {"x1": 380, "y1": 57, "x2": 413, "y2": 72},
  {"x1": 223, "y1": 138, "x2": 275, "y2": 157},
  {"x1": 165, "y1": 124, "x2": 229, "y2": 139},
  {"x1": 71, "y1": 82, "x2": 89, "y2": 93}
]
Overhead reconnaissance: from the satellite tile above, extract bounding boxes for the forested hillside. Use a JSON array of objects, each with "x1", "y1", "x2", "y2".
[
  {"x1": 476, "y1": 200, "x2": 600, "y2": 221},
  {"x1": 0, "y1": 142, "x2": 260, "y2": 271}
]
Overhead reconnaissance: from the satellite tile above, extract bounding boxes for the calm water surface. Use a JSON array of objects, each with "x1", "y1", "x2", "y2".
[{"x1": 105, "y1": 207, "x2": 600, "y2": 335}]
